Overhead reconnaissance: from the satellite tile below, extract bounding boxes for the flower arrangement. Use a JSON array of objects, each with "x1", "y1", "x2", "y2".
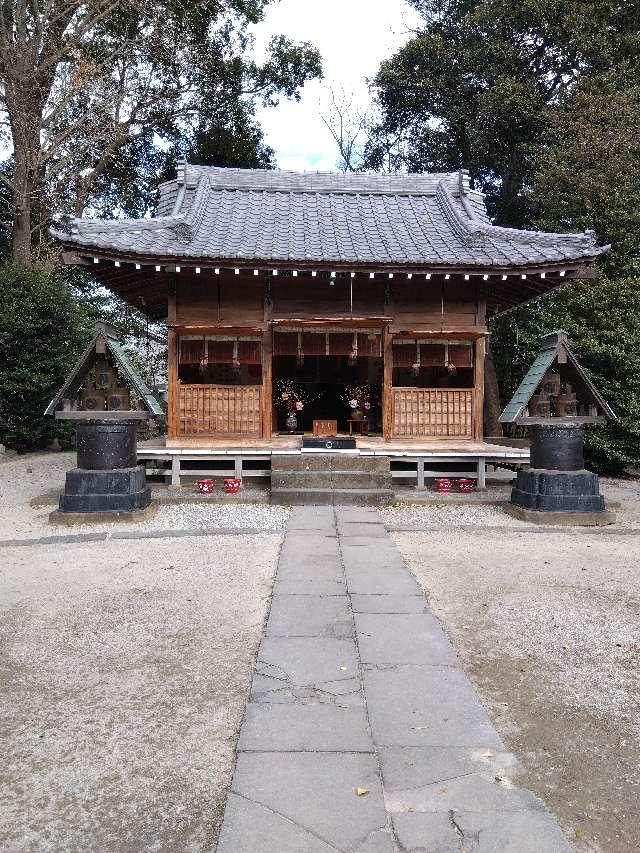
[
  {"x1": 276, "y1": 378, "x2": 310, "y2": 412},
  {"x1": 341, "y1": 385, "x2": 371, "y2": 413}
]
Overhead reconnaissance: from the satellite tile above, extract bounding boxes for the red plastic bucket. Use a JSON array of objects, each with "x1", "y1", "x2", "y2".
[
  {"x1": 458, "y1": 478, "x2": 475, "y2": 493},
  {"x1": 435, "y1": 478, "x2": 454, "y2": 493},
  {"x1": 196, "y1": 479, "x2": 215, "y2": 495},
  {"x1": 224, "y1": 477, "x2": 241, "y2": 494}
]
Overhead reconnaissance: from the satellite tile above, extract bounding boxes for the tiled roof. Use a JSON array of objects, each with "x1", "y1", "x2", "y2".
[{"x1": 55, "y1": 165, "x2": 608, "y2": 269}]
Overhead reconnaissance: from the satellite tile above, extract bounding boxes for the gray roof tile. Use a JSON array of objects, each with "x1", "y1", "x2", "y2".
[{"x1": 55, "y1": 165, "x2": 608, "y2": 268}]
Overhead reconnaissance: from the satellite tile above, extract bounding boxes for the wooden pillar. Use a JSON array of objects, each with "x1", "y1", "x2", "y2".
[
  {"x1": 261, "y1": 328, "x2": 273, "y2": 440},
  {"x1": 382, "y1": 326, "x2": 393, "y2": 441},
  {"x1": 167, "y1": 274, "x2": 178, "y2": 440},
  {"x1": 473, "y1": 335, "x2": 486, "y2": 442},
  {"x1": 167, "y1": 329, "x2": 178, "y2": 440}
]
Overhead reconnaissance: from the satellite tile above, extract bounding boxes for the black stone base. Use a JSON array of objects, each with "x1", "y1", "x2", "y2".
[
  {"x1": 511, "y1": 467, "x2": 605, "y2": 513},
  {"x1": 59, "y1": 465, "x2": 152, "y2": 513},
  {"x1": 302, "y1": 437, "x2": 356, "y2": 450}
]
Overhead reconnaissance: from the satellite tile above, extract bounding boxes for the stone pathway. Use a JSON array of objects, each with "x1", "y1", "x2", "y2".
[{"x1": 217, "y1": 507, "x2": 570, "y2": 852}]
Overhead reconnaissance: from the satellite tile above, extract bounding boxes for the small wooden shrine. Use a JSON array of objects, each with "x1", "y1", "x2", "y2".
[
  {"x1": 500, "y1": 331, "x2": 616, "y2": 524},
  {"x1": 53, "y1": 166, "x2": 608, "y2": 448},
  {"x1": 499, "y1": 331, "x2": 615, "y2": 425},
  {"x1": 45, "y1": 321, "x2": 164, "y2": 420},
  {"x1": 46, "y1": 322, "x2": 163, "y2": 520}
]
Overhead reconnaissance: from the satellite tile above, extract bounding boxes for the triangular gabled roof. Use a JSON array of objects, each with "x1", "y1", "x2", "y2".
[
  {"x1": 499, "y1": 331, "x2": 616, "y2": 423},
  {"x1": 45, "y1": 322, "x2": 163, "y2": 417}
]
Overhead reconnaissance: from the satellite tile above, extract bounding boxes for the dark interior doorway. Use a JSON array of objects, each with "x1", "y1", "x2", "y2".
[{"x1": 273, "y1": 355, "x2": 383, "y2": 434}]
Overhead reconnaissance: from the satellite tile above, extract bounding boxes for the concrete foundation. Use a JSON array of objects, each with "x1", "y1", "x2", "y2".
[
  {"x1": 59, "y1": 465, "x2": 152, "y2": 514},
  {"x1": 57, "y1": 418, "x2": 153, "y2": 518},
  {"x1": 509, "y1": 423, "x2": 613, "y2": 523},
  {"x1": 504, "y1": 503, "x2": 616, "y2": 527}
]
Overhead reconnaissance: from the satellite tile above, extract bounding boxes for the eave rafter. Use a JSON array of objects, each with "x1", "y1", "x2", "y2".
[{"x1": 62, "y1": 248, "x2": 598, "y2": 320}]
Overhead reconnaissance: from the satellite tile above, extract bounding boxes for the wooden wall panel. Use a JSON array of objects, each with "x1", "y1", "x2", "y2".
[
  {"x1": 442, "y1": 279, "x2": 477, "y2": 326},
  {"x1": 272, "y1": 277, "x2": 385, "y2": 318},
  {"x1": 176, "y1": 273, "x2": 263, "y2": 325},
  {"x1": 178, "y1": 385, "x2": 261, "y2": 437},
  {"x1": 392, "y1": 388, "x2": 473, "y2": 438},
  {"x1": 391, "y1": 276, "x2": 479, "y2": 330}
]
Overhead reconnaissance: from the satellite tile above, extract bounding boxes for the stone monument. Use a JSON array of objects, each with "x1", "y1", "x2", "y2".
[
  {"x1": 500, "y1": 331, "x2": 616, "y2": 525},
  {"x1": 45, "y1": 322, "x2": 164, "y2": 523}
]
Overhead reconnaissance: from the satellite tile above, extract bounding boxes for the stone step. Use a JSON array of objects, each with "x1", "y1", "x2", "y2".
[
  {"x1": 272, "y1": 454, "x2": 390, "y2": 473},
  {"x1": 271, "y1": 470, "x2": 392, "y2": 490},
  {"x1": 271, "y1": 487, "x2": 394, "y2": 506}
]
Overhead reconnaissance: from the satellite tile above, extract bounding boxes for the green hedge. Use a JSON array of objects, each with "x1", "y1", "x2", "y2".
[{"x1": 0, "y1": 262, "x2": 93, "y2": 450}]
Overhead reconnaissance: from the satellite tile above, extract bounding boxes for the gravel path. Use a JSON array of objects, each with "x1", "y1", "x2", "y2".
[
  {"x1": 393, "y1": 527, "x2": 640, "y2": 852},
  {"x1": 0, "y1": 532, "x2": 282, "y2": 852}
]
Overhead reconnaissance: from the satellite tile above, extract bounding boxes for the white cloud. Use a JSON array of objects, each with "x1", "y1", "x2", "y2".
[{"x1": 251, "y1": 0, "x2": 421, "y2": 171}]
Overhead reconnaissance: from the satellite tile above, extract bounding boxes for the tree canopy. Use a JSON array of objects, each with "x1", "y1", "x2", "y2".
[
  {"x1": 367, "y1": 0, "x2": 640, "y2": 229},
  {"x1": 367, "y1": 0, "x2": 640, "y2": 471},
  {"x1": 0, "y1": 0, "x2": 322, "y2": 258}
]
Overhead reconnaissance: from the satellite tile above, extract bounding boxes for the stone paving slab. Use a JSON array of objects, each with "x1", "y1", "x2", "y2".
[
  {"x1": 224, "y1": 752, "x2": 389, "y2": 851},
  {"x1": 285, "y1": 506, "x2": 336, "y2": 530},
  {"x1": 266, "y1": 594, "x2": 353, "y2": 638},
  {"x1": 273, "y1": 577, "x2": 348, "y2": 596},
  {"x1": 218, "y1": 792, "x2": 337, "y2": 852},
  {"x1": 217, "y1": 505, "x2": 571, "y2": 852},
  {"x1": 355, "y1": 613, "x2": 460, "y2": 666},
  {"x1": 344, "y1": 563, "x2": 422, "y2": 596},
  {"x1": 276, "y1": 553, "x2": 345, "y2": 582},
  {"x1": 257, "y1": 636, "x2": 359, "y2": 688},
  {"x1": 238, "y1": 703, "x2": 373, "y2": 752},
  {"x1": 393, "y1": 810, "x2": 569, "y2": 853},
  {"x1": 364, "y1": 666, "x2": 505, "y2": 749},
  {"x1": 350, "y1": 594, "x2": 426, "y2": 614},
  {"x1": 379, "y1": 745, "x2": 517, "y2": 790},
  {"x1": 336, "y1": 521, "x2": 390, "y2": 538}
]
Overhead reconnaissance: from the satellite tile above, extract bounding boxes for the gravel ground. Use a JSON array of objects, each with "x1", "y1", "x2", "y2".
[
  {"x1": 0, "y1": 452, "x2": 289, "y2": 540},
  {"x1": 393, "y1": 527, "x2": 640, "y2": 853},
  {"x1": 382, "y1": 502, "x2": 529, "y2": 528},
  {"x1": 383, "y1": 476, "x2": 640, "y2": 530},
  {"x1": 0, "y1": 533, "x2": 282, "y2": 852}
]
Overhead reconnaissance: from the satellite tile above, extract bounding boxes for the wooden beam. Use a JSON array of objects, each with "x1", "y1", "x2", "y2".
[
  {"x1": 473, "y1": 335, "x2": 486, "y2": 442},
  {"x1": 383, "y1": 325, "x2": 393, "y2": 441},
  {"x1": 390, "y1": 329, "x2": 488, "y2": 339},
  {"x1": 168, "y1": 324, "x2": 266, "y2": 335}
]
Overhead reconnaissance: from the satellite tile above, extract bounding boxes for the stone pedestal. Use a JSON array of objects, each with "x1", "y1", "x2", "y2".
[
  {"x1": 54, "y1": 417, "x2": 152, "y2": 521},
  {"x1": 509, "y1": 424, "x2": 614, "y2": 525}
]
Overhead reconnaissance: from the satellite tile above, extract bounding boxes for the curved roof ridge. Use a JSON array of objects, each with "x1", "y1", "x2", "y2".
[
  {"x1": 64, "y1": 214, "x2": 188, "y2": 236},
  {"x1": 436, "y1": 178, "x2": 602, "y2": 251},
  {"x1": 175, "y1": 163, "x2": 463, "y2": 196}
]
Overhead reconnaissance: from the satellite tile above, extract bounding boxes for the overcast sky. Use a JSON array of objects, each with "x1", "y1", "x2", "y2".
[{"x1": 251, "y1": 1, "x2": 421, "y2": 171}]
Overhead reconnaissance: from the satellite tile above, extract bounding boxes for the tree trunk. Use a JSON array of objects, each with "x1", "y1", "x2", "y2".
[
  {"x1": 483, "y1": 336, "x2": 503, "y2": 438},
  {"x1": 7, "y1": 94, "x2": 44, "y2": 263},
  {"x1": 11, "y1": 163, "x2": 33, "y2": 262}
]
